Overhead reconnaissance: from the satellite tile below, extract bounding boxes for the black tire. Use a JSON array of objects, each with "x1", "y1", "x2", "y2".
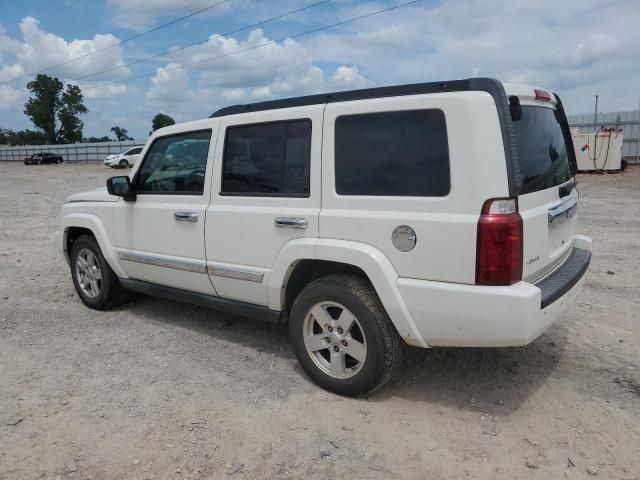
[
  {"x1": 56, "y1": 158, "x2": 63, "y2": 164},
  {"x1": 70, "y1": 234, "x2": 129, "y2": 310},
  {"x1": 289, "y1": 274, "x2": 403, "y2": 396},
  {"x1": 119, "y1": 159, "x2": 128, "y2": 168}
]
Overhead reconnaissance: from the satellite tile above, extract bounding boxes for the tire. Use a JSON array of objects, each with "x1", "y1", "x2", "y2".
[
  {"x1": 119, "y1": 159, "x2": 128, "y2": 168},
  {"x1": 70, "y1": 234, "x2": 129, "y2": 310},
  {"x1": 289, "y1": 274, "x2": 403, "y2": 396},
  {"x1": 56, "y1": 158, "x2": 63, "y2": 164}
]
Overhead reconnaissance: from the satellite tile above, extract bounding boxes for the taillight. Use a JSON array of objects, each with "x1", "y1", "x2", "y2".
[{"x1": 476, "y1": 198, "x2": 523, "y2": 286}]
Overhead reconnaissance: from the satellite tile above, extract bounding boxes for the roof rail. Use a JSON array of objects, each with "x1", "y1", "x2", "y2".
[{"x1": 210, "y1": 77, "x2": 502, "y2": 117}]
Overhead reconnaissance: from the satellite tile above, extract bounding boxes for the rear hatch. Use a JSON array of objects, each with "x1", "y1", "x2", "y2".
[{"x1": 505, "y1": 85, "x2": 578, "y2": 282}]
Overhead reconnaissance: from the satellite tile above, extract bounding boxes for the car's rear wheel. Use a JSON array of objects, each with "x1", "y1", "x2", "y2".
[
  {"x1": 70, "y1": 234, "x2": 129, "y2": 310},
  {"x1": 119, "y1": 159, "x2": 129, "y2": 168},
  {"x1": 290, "y1": 274, "x2": 403, "y2": 396}
]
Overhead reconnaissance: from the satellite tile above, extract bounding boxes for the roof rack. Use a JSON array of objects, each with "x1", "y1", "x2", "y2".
[{"x1": 210, "y1": 77, "x2": 501, "y2": 117}]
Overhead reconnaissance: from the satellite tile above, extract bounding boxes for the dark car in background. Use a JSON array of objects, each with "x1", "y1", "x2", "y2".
[{"x1": 24, "y1": 152, "x2": 64, "y2": 165}]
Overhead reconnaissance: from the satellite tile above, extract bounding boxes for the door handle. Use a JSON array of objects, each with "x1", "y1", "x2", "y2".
[
  {"x1": 275, "y1": 217, "x2": 308, "y2": 229},
  {"x1": 174, "y1": 211, "x2": 199, "y2": 222}
]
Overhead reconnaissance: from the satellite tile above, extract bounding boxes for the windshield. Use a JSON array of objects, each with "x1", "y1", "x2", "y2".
[{"x1": 512, "y1": 106, "x2": 572, "y2": 194}]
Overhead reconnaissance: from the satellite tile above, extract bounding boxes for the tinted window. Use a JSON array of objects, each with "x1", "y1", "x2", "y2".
[
  {"x1": 222, "y1": 120, "x2": 311, "y2": 196},
  {"x1": 335, "y1": 110, "x2": 450, "y2": 196},
  {"x1": 135, "y1": 130, "x2": 211, "y2": 194},
  {"x1": 512, "y1": 106, "x2": 572, "y2": 194},
  {"x1": 128, "y1": 147, "x2": 142, "y2": 155}
]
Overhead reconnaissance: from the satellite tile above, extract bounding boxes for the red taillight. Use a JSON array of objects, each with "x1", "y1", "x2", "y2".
[
  {"x1": 534, "y1": 88, "x2": 552, "y2": 102},
  {"x1": 476, "y1": 198, "x2": 523, "y2": 286}
]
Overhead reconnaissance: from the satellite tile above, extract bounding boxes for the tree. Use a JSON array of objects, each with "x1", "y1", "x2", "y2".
[
  {"x1": 110, "y1": 126, "x2": 133, "y2": 141},
  {"x1": 151, "y1": 113, "x2": 175, "y2": 132},
  {"x1": 58, "y1": 84, "x2": 88, "y2": 143},
  {"x1": 23, "y1": 74, "x2": 88, "y2": 144},
  {"x1": 84, "y1": 136, "x2": 112, "y2": 143},
  {"x1": 0, "y1": 128, "x2": 47, "y2": 145}
]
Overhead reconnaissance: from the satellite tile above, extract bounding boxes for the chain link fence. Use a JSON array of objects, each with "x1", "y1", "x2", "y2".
[{"x1": 0, "y1": 140, "x2": 145, "y2": 162}]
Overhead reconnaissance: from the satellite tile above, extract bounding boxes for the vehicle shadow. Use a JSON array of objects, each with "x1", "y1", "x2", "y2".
[
  {"x1": 372, "y1": 326, "x2": 569, "y2": 416},
  {"x1": 124, "y1": 294, "x2": 567, "y2": 415}
]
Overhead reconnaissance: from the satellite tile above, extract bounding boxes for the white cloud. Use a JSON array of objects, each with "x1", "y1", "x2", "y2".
[
  {"x1": 305, "y1": 0, "x2": 640, "y2": 113},
  {"x1": 0, "y1": 64, "x2": 24, "y2": 83},
  {"x1": 11, "y1": 17, "x2": 129, "y2": 81},
  {"x1": 107, "y1": 0, "x2": 235, "y2": 30},
  {"x1": 0, "y1": 85, "x2": 23, "y2": 110},
  {"x1": 145, "y1": 29, "x2": 370, "y2": 108},
  {"x1": 76, "y1": 81, "x2": 128, "y2": 99},
  {"x1": 146, "y1": 63, "x2": 198, "y2": 103}
]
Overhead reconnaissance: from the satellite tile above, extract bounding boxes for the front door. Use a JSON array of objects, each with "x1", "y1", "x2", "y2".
[
  {"x1": 113, "y1": 127, "x2": 217, "y2": 295},
  {"x1": 205, "y1": 106, "x2": 323, "y2": 306}
]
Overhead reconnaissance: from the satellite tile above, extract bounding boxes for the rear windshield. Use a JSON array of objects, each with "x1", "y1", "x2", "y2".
[{"x1": 512, "y1": 106, "x2": 572, "y2": 194}]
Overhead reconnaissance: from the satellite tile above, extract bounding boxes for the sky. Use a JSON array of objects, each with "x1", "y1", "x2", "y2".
[{"x1": 0, "y1": 0, "x2": 639, "y2": 140}]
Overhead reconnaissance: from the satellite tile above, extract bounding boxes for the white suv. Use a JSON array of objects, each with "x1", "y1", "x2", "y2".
[
  {"x1": 104, "y1": 147, "x2": 143, "y2": 168},
  {"x1": 58, "y1": 78, "x2": 591, "y2": 396}
]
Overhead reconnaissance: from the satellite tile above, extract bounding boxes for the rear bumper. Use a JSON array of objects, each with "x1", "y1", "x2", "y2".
[{"x1": 396, "y1": 236, "x2": 592, "y2": 347}]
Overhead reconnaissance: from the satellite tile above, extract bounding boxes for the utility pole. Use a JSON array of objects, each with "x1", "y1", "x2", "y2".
[{"x1": 594, "y1": 94, "x2": 599, "y2": 126}]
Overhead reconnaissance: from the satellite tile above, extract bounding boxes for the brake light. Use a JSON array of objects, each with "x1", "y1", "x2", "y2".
[
  {"x1": 476, "y1": 198, "x2": 523, "y2": 286},
  {"x1": 534, "y1": 88, "x2": 552, "y2": 102}
]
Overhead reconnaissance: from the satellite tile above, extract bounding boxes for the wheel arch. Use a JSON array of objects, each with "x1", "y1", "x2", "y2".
[
  {"x1": 268, "y1": 238, "x2": 428, "y2": 347},
  {"x1": 61, "y1": 213, "x2": 127, "y2": 278}
]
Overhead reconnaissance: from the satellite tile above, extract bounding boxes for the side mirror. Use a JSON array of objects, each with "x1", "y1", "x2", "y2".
[{"x1": 107, "y1": 176, "x2": 136, "y2": 201}]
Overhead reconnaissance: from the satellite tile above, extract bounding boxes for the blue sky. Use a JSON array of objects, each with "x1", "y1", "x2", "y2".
[{"x1": 1, "y1": 0, "x2": 639, "y2": 140}]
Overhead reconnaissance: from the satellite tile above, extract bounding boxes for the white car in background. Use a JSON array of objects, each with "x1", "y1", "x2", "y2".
[{"x1": 104, "y1": 147, "x2": 143, "y2": 168}]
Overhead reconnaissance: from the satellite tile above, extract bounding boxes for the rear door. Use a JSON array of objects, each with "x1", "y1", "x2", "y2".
[
  {"x1": 205, "y1": 106, "x2": 322, "y2": 306},
  {"x1": 508, "y1": 89, "x2": 578, "y2": 282}
]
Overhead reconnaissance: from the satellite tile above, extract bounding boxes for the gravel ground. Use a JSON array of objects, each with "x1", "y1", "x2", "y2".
[{"x1": 0, "y1": 162, "x2": 639, "y2": 480}]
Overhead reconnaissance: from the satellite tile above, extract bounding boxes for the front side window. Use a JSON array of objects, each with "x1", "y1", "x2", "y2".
[
  {"x1": 335, "y1": 109, "x2": 450, "y2": 196},
  {"x1": 222, "y1": 120, "x2": 311, "y2": 196},
  {"x1": 135, "y1": 130, "x2": 211, "y2": 194},
  {"x1": 127, "y1": 147, "x2": 142, "y2": 155}
]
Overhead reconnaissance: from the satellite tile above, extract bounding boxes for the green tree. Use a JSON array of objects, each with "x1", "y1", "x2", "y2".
[
  {"x1": 0, "y1": 128, "x2": 47, "y2": 145},
  {"x1": 151, "y1": 113, "x2": 175, "y2": 132},
  {"x1": 110, "y1": 125, "x2": 133, "y2": 141},
  {"x1": 58, "y1": 84, "x2": 88, "y2": 143},
  {"x1": 23, "y1": 74, "x2": 88, "y2": 144}
]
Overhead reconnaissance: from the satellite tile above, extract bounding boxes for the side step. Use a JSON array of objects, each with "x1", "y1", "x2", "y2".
[{"x1": 120, "y1": 278, "x2": 283, "y2": 323}]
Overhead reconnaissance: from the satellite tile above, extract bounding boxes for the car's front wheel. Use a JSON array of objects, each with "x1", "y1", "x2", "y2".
[
  {"x1": 290, "y1": 274, "x2": 403, "y2": 396},
  {"x1": 70, "y1": 234, "x2": 129, "y2": 310}
]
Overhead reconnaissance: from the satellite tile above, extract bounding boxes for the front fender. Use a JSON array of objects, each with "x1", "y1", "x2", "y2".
[
  {"x1": 60, "y1": 212, "x2": 127, "y2": 278},
  {"x1": 268, "y1": 238, "x2": 428, "y2": 348}
]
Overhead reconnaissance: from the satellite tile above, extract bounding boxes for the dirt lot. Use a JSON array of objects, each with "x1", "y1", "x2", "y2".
[{"x1": 0, "y1": 162, "x2": 639, "y2": 480}]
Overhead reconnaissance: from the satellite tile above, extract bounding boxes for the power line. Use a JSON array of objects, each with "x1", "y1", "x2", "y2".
[
  {"x1": 1, "y1": 0, "x2": 425, "y2": 102},
  {"x1": 72, "y1": 0, "x2": 331, "y2": 83},
  {"x1": 1, "y1": 0, "x2": 234, "y2": 86},
  {"x1": 64, "y1": 0, "x2": 156, "y2": 38},
  {"x1": 38, "y1": 0, "x2": 82, "y2": 23}
]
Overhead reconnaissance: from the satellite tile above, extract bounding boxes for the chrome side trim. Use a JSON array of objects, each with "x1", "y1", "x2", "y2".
[
  {"x1": 118, "y1": 251, "x2": 207, "y2": 274},
  {"x1": 208, "y1": 265, "x2": 264, "y2": 283}
]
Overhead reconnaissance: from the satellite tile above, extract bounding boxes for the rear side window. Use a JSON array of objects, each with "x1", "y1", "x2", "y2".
[
  {"x1": 512, "y1": 106, "x2": 572, "y2": 194},
  {"x1": 222, "y1": 120, "x2": 311, "y2": 197},
  {"x1": 335, "y1": 109, "x2": 450, "y2": 196}
]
